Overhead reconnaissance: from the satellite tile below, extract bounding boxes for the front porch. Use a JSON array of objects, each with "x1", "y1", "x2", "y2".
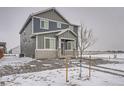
[
  {"x1": 35, "y1": 38, "x2": 78, "y2": 59},
  {"x1": 57, "y1": 38, "x2": 78, "y2": 58},
  {"x1": 35, "y1": 29, "x2": 78, "y2": 59}
]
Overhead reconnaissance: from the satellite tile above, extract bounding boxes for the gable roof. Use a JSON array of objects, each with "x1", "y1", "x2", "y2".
[
  {"x1": 30, "y1": 28, "x2": 77, "y2": 38},
  {"x1": 32, "y1": 7, "x2": 70, "y2": 24},
  {"x1": 19, "y1": 8, "x2": 79, "y2": 34},
  {"x1": 56, "y1": 28, "x2": 77, "y2": 37}
]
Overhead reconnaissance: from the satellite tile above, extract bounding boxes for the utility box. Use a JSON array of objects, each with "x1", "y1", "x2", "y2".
[
  {"x1": 19, "y1": 54, "x2": 24, "y2": 57},
  {"x1": 0, "y1": 48, "x2": 4, "y2": 59}
]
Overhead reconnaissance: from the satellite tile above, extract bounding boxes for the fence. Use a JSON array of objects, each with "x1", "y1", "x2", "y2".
[{"x1": 64, "y1": 56, "x2": 93, "y2": 83}]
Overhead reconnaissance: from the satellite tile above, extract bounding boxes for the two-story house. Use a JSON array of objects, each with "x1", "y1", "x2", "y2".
[{"x1": 19, "y1": 8, "x2": 79, "y2": 59}]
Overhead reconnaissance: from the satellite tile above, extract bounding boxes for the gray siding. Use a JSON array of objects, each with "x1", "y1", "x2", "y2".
[
  {"x1": 73, "y1": 26, "x2": 78, "y2": 49},
  {"x1": 59, "y1": 31, "x2": 77, "y2": 39},
  {"x1": 59, "y1": 31, "x2": 78, "y2": 49},
  {"x1": 37, "y1": 31, "x2": 78, "y2": 50},
  {"x1": 20, "y1": 8, "x2": 79, "y2": 59},
  {"x1": 37, "y1": 32, "x2": 59, "y2": 49},
  {"x1": 35, "y1": 9, "x2": 68, "y2": 23},
  {"x1": 73, "y1": 26, "x2": 78, "y2": 34},
  {"x1": 20, "y1": 20, "x2": 36, "y2": 57},
  {"x1": 33, "y1": 17, "x2": 69, "y2": 33},
  {"x1": 37, "y1": 35, "x2": 44, "y2": 49}
]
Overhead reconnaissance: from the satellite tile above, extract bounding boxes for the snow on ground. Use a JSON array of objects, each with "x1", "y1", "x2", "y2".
[
  {"x1": 99, "y1": 63, "x2": 124, "y2": 71},
  {"x1": 0, "y1": 55, "x2": 34, "y2": 67},
  {"x1": 93, "y1": 54, "x2": 124, "y2": 59},
  {"x1": 83, "y1": 53, "x2": 124, "y2": 62},
  {"x1": 0, "y1": 53, "x2": 124, "y2": 86},
  {"x1": 1, "y1": 67, "x2": 124, "y2": 86},
  {"x1": 83, "y1": 53, "x2": 124, "y2": 58}
]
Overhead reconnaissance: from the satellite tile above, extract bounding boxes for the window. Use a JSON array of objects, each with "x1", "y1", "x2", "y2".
[
  {"x1": 40, "y1": 19, "x2": 49, "y2": 29},
  {"x1": 44, "y1": 37, "x2": 56, "y2": 49},
  {"x1": 67, "y1": 41, "x2": 75, "y2": 50},
  {"x1": 57, "y1": 22, "x2": 61, "y2": 28},
  {"x1": 45, "y1": 39, "x2": 50, "y2": 48}
]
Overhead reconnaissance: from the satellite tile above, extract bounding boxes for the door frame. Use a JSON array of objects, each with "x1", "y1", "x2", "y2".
[{"x1": 61, "y1": 41, "x2": 65, "y2": 55}]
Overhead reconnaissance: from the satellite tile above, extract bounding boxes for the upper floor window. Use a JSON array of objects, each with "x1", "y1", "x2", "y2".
[
  {"x1": 57, "y1": 22, "x2": 61, "y2": 28},
  {"x1": 40, "y1": 19, "x2": 49, "y2": 29}
]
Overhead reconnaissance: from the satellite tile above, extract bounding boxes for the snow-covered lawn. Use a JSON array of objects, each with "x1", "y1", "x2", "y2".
[
  {"x1": 83, "y1": 53, "x2": 124, "y2": 58},
  {"x1": 99, "y1": 63, "x2": 124, "y2": 71},
  {"x1": 0, "y1": 55, "x2": 34, "y2": 67},
  {"x1": 1, "y1": 67, "x2": 124, "y2": 86},
  {"x1": 83, "y1": 53, "x2": 124, "y2": 63},
  {"x1": 0, "y1": 53, "x2": 124, "y2": 86}
]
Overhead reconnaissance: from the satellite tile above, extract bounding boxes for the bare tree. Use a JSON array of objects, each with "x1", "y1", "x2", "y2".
[{"x1": 78, "y1": 24, "x2": 95, "y2": 78}]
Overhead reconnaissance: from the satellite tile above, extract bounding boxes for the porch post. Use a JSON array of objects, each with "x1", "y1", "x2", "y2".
[{"x1": 58, "y1": 38, "x2": 61, "y2": 58}]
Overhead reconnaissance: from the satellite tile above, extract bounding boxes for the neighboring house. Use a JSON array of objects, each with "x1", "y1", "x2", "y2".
[
  {"x1": 0, "y1": 42, "x2": 6, "y2": 53},
  {"x1": 9, "y1": 46, "x2": 20, "y2": 54},
  {"x1": 19, "y1": 8, "x2": 79, "y2": 59}
]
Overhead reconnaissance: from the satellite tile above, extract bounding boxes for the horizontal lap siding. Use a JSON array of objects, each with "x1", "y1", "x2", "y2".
[
  {"x1": 59, "y1": 31, "x2": 77, "y2": 39},
  {"x1": 33, "y1": 17, "x2": 69, "y2": 33},
  {"x1": 20, "y1": 20, "x2": 36, "y2": 58},
  {"x1": 37, "y1": 32, "x2": 59, "y2": 49},
  {"x1": 35, "y1": 9, "x2": 68, "y2": 23},
  {"x1": 37, "y1": 35, "x2": 44, "y2": 49}
]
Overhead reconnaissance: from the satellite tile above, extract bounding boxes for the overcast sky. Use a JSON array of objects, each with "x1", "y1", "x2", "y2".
[{"x1": 0, "y1": 7, "x2": 124, "y2": 51}]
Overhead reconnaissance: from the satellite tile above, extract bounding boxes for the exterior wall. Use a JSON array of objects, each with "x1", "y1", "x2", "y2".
[
  {"x1": 35, "y1": 31, "x2": 78, "y2": 59},
  {"x1": 33, "y1": 17, "x2": 69, "y2": 33},
  {"x1": 74, "y1": 26, "x2": 79, "y2": 49},
  {"x1": 20, "y1": 8, "x2": 79, "y2": 59},
  {"x1": 37, "y1": 32, "x2": 59, "y2": 49},
  {"x1": 35, "y1": 49, "x2": 57, "y2": 59},
  {"x1": 64, "y1": 50, "x2": 78, "y2": 57},
  {"x1": 20, "y1": 20, "x2": 36, "y2": 58},
  {"x1": 37, "y1": 35, "x2": 44, "y2": 49},
  {"x1": 68, "y1": 25, "x2": 78, "y2": 49},
  {"x1": 59, "y1": 31, "x2": 77, "y2": 39},
  {"x1": 35, "y1": 9, "x2": 68, "y2": 23},
  {"x1": 35, "y1": 49, "x2": 78, "y2": 59},
  {"x1": 73, "y1": 25, "x2": 78, "y2": 34}
]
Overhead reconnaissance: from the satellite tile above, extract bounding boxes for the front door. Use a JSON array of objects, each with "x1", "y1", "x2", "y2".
[{"x1": 61, "y1": 42, "x2": 64, "y2": 55}]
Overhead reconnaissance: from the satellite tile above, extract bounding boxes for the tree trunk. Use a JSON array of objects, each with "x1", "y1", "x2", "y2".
[
  {"x1": 89, "y1": 56, "x2": 91, "y2": 78},
  {"x1": 79, "y1": 51, "x2": 83, "y2": 78}
]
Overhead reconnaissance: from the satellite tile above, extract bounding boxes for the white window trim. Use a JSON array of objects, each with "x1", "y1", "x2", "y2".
[
  {"x1": 57, "y1": 22, "x2": 61, "y2": 28},
  {"x1": 67, "y1": 41, "x2": 73, "y2": 51},
  {"x1": 60, "y1": 37, "x2": 75, "y2": 41},
  {"x1": 34, "y1": 16, "x2": 69, "y2": 25},
  {"x1": 64, "y1": 39, "x2": 76, "y2": 51},
  {"x1": 44, "y1": 37, "x2": 56, "y2": 50},
  {"x1": 40, "y1": 19, "x2": 49, "y2": 29}
]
